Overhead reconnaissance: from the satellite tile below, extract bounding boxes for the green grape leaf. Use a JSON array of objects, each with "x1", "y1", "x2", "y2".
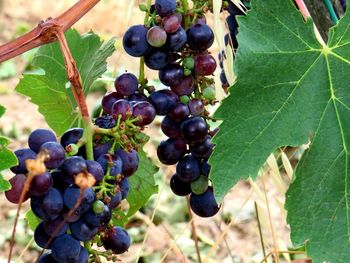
[
  {"x1": 209, "y1": 0, "x2": 350, "y2": 261},
  {"x1": 0, "y1": 173, "x2": 11, "y2": 192},
  {"x1": 25, "y1": 209, "x2": 41, "y2": 231},
  {"x1": 111, "y1": 210, "x2": 129, "y2": 227},
  {"x1": 16, "y1": 29, "x2": 115, "y2": 135},
  {"x1": 127, "y1": 148, "x2": 158, "y2": 216}
]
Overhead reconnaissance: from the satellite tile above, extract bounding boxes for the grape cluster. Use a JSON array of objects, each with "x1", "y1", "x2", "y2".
[{"x1": 123, "y1": 0, "x2": 220, "y2": 217}]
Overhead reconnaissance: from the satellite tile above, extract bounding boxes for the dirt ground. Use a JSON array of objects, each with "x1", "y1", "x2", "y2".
[{"x1": 0, "y1": 1, "x2": 305, "y2": 262}]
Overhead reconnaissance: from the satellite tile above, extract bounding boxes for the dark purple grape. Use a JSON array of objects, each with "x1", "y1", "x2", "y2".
[
  {"x1": 190, "y1": 187, "x2": 220, "y2": 217},
  {"x1": 63, "y1": 186, "x2": 95, "y2": 215},
  {"x1": 220, "y1": 70, "x2": 229, "y2": 86},
  {"x1": 194, "y1": 54, "x2": 217, "y2": 76},
  {"x1": 161, "y1": 116, "x2": 181, "y2": 138},
  {"x1": 62, "y1": 207, "x2": 81, "y2": 223},
  {"x1": 34, "y1": 222, "x2": 53, "y2": 249},
  {"x1": 70, "y1": 218, "x2": 98, "y2": 242},
  {"x1": 44, "y1": 216, "x2": 69, "y2": 237},
  {"x1": 31, "y1": 188, "x2": 64, "y2": 221},
  {"x1": 61, "y1": 156, "x2": 88, "y2": 185},
  {"x1": 109, "y1": 191, "x2": 122, "y2": 209},
  {"x1": 60, "y1": 128, "x2": 83, "y2": 149},
  {"x1": 159, "y1": 63, "x2": 184, "y2": 86},
  {"x1": 190, "y1": 136, "x2": 214, "y2": 159},
  {"x1": 155, "y1": 0, "x2": 176, "y2": 17},
  {"x1": 28, "y1": 129, "x2": 57, "y2": 153},
  {"x1": 162, "y1": 15, "x2": 181, "y2": 33},
  {"x1": 115, "y1": 73, "x2": 139, "y2": 96},
  {"x1": 95, "y1": 115, "x2": 117, "y2": 129},
  {"x1": 84, "y1": 205, "x2": 111, "y2": 227},
  {"x1": 201, "y1": 160, "x2": 211, "y2": 177},
  {"x1": 176, "y1": 155, "x2": 201, "y2": 182},
  {"x1": 170, "y1": 76, "x2": 195, "y2": 96},
  {"x1": 157, "y1": 138, "x2": 187, "y2": 165},
  {"x1": 51, "y1": 234, "x2": 81, "y2": 263},
  {"x1": 5, "y1": 174, "x2": 29, "y2": 204},
  {"x1": 30, "y1": 172, "x2": 53, "y2": 196},
  {"x1": 127, "y1": 92, "x2": 148, "y2": 102},
  {"x1": 144, "y1": 48, "x2": 169, "y2": 70},
  {"x1": 188, "y1": 99, "x2": 204, "y2": 116},
  {"x1": 147, "y1": 26, "x2": 167, "y2": 47},
  {"x1": 10, "y1": 148, "x2": 37, "y2": 174},
  {"x1": 123, "y1": 25, "x2": 151, "y2": 57},
  {"x1": 187, "y1": 24, "x2": 214, "y2": 52},
  {"x1": 170, "y1": 174, "x2": 192, "y2": 196},
  {"x1": 41, "y1": 142, "x2": 66, "y2": 169},
  {"x1": 38, "y1": 253, "x2": 58, "y2": 263},
  {"x1": 102, "y1": 226, "x2": 131, "y2": 254},
  {"x1": 119, "y1": 178, "x2": 130, "y2": 199},
  {"x1": 115, "y1": 149, "x2": 139, "y2": 177},
  {"x1": 93, "y1": 142, "x2": 112, "y2": 160},
  {"x1": 51, "y1": 170, "x2": 70, "y2": 192},
  {"x1": 168, "y1": 103, "x2": 190, "y2": 122},
  {"x1": 180, "y1": 117, "x2": 208, "y2": 145},
  {"x1": 96, "y1": 154, "x2": 122, "y2": 177},
  {"x1": 165, "y1": 28, "x2": 187, "y2": 51},
  {"x1": 102, "y1": 91, "x2": 124, "y2": 114},
  {"x1": 111, "y1": 99, "x2": 132, "y2": 121},
  {"x1": 132, "y1": 101, "x2": 156, "y2": 126},
  {"x1": 86, "y1": 160, "x2": 104, "y2": 183},
  {"x1": 149, "y1": 89, "x2": 179, "y2": 115}
]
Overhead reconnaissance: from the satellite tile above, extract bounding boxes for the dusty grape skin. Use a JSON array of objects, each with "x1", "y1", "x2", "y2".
[
  {"x1": 44, "y1": 216, "x2": 69, "y2": 237},
  {"x1": 51, "y1": 234, "x2": 81, "y2": 263},
  {"x1": 155, "y1": 0, "x2": 176, "y2": 17},
  {"x1": 102, "y1": 91, "x2": 124, "y2": 114},
  {"x1": 188, "y1": 99, "x2": 204, "y2": 116},
  {"x1": 63, "y1": 186, "x2": 95, "y2": 215},
  {"x1": 187, "y1": 23, "x2": 214, "y2": 52},
  {"x1": 102, "y1": 226, "x2": 131, "y2": 254},
  {"x1": 162, "y1": 15, "x2": 181, "y2": 33},
  {"x1": 189, "y1": 187, "x2": 220, "y2": 217},
  {"x1": 86, "y1": 160, "x2": 104, "y2": 183},
  {"x1": 144, "y1": 48, "x2": 169, "y2": 70},
  {"x1": 170, "y1": 76, "x2": 195, "y2": 96},
  {"x1": 70, "y1": 218, "x2": 98, "y2": 242},
  {"x1": 132, "y1": 101, "x2": 156, "y2": 126},
  {"x1": 123, "y1": 25, "x2": 151, "y2": 57},
  {"x1": 28, "y1": 128, "x2": 57, "y2": 153},
  {"x1": 114, "y1": 73, "x2": 139, "y2": 96},
  {"x1": 180, "y1": 117, "x2": 208, "y2": 145},
  {"x1": 41, "y1": 142, "x2": 66, "y2": 169},
  {"x1": 31, "y1": 188, "x2": 64, "y2": 221},
  {"x1": 168, "y1": 103, "x2": 190, "y2": 122},
  {"x1": 157, "y1": 138, "x2": 187, "y2": 165},
  {"x1": 5, "y1": 174, "x2": 30, "y2": 204},
  {"x1": 34, "y1": 222, "x2": 53, "y2": 249},
  {"x1": 10, "y1": 148, "x2": 37, "y2": 174},
  {"x1": 61, "y1": 156, "x2": 87, "y2": 184},
  {"x1": 149, "y1": 89, "x2": 179, "y2": 116},
  {"x1": 176, "y1": 154, "x2": 201, "y2": 182},
  {"x1": 30, "y1": 172, "x2": 53, "y2": 196},
  {"x1": 165, "y1": 27, "x2": 187, "y2": 51},
  {"x1": 84, "y1": 205, "x2": 111, "y2": 227},
  {"x1": 111, "y1": 99, "x2": 132, "y2": 121},
  {"x1": 116, "y1": 149, "x2": 139, "y2": 177},
  {"x1": 161, "y1": 116, "x2": 181, "y2": 138},
  {"x1": 170, "y1": 174, "x2": 192, "y2": 196},
  {"x1": 159, "y1": 63, "x2": 184, "y2": 86}
]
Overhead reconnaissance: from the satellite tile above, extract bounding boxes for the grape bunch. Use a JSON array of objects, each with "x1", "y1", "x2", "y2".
[{"x1": 123, "y1": 0, "x2": 220, "y2": 217}]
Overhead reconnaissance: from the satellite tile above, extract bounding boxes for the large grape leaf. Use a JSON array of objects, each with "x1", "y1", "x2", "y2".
[
  {"x1": 209, "y1": 0, "x2": 350, "y2": 261},
  {"x1": 16, "y1": 29, "x2": 115, "y2": 135},
  {"x1": 127, "y1": 148, "x2": 158, "y2": 216}
]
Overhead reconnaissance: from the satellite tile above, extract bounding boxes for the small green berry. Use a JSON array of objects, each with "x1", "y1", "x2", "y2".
[
  {"x1": 139, "y1": 4, "x2": 148, "y2": 11},
  {"x1": 184, "y1": 68, "x2": 192, "y2": 76},
  {"x1": 66, "y1": 143, "x2": 79, "y2": 156},
  {"x1": 202, "y1": 86, "x2": 216, "y2": 101},
  {"x1": 191, "y1": 175, "x2": 209, "y2": 195},
  {"x1": 183, "y1": 57, "x2": 195, "y2": 70},
  {"x1": 180, "y1": 95, "x2": 190, "y2": 104},
  {"x1": 92, "y1": 200, "x2": 105, "y2": 214}
]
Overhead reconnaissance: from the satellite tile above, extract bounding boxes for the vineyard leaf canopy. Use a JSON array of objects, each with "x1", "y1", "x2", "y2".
[
  {"x1": 16, "y1": 29, "x2": 115, "y2": 135},
  {"x1": 209, "y1": 0, "x2": 350, "y2": 261}
]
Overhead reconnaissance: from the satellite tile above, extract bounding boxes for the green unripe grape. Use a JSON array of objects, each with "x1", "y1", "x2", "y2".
[
  {"x1": 202, "y1": 86, "x2": 216, "y2": 101},
  {"x1": 180, "y1": 95, "x2": 190, "y2": 104},
  {"x1": 92, "y1": 200, "x2": 105, "y2": 214},
  {"x1": 66, "y1": 143, "x2": 79, "y2": 156},
  {"x1": 139, "y1": 4, "x2": 148, "y2": 11},
  {"x1": 190, "y1": 175, "x2": 209, "y2": 195},
  {"x1": 183, "y1": 57, "x2": 195, "y2": 70},
  {"x1": 184, "y1": 68, "x2": 192, "y2": 76}
]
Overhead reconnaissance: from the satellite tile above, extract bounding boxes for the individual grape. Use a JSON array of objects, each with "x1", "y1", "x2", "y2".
[
  {"x1": 115, "y1": 73, "x2": 139, "y2": 96},
  {"x1": 132, "y1": 101, "x2": 156, "y2": 126},
  {"x1": 195, "y1": 15, "x2": 207, "y2": 25},
  {"x1": 102, "y1": 226, "x2": 131, "y2": 254},
  {"x1": 31, "y1": 188, "x2": 63, "y2": 221},
  {"x1": 183, "y1": 57, "x2": 195, "y2": 70},
  {"x1": 86, "y1": 160, "x2": 104, "y2": 183},
  {"x1": 30, "y1": 172, "x2": 53, "y2": 196},
  {"x1": 79, "y1": 247, "x2": 89, "y2": 263},
  {"x1": 63, "y1": 186, "x2": 95, "y2": 215},
  {"x1": 62, "y1": 207, "x2": 81, "y2": 223},
  {"x1": 149, "y1": 89, "x2": 178, "y2": 115},
  {"x1": 10, "y1": 148, "x2": 37, "y2": 174},
  {"x1": 155, "y1": 0, "x2": 176, "y2": 17},
  {"x1": 180, "y1": 117, "x2": 208, "y2": 145},
  {"x1": 51, "y1": 170, "x2": 70, "y2": 192},
  {"x1": 95, "y1": 115, "x2": 117, "y2": 129},
  {"x1": 84, "y1": 205, "x2": 111, "y2": 227},
  {"x1": 61, "y1": 156, "x2": 88, "y2": 184},
  {"x1": 165, "y1": 28, "x2": 187, "y2": 51},
  {"x1": 70, "y1": 218, "x2": 98, "y2": 242},
  {"x1": 116, "y1": 149, "x2": 139, "y2": 177},
  {"x1": 127, "y1": 92, "x2": 148, "y2": 102},
  {"x1": 44, "y1": 216, "x2": 69, "y2": 237},
  {"x1": 202, "y1": 86, "x2": 216, "y2": 101},
  {"x1": 123, "y1": 25, "x2": 151, "y2": 57},
  {"x1": 28, "y1": 128, "x2": 57, "y2": 153},
  {"x1": 51, "y1": 234, "x2": 81, "y2": 263},
  {"x1": 189, "y1": 187, "x2": 220, "y2": 217},
  {"x1": 201, "y1": 160, "x2": 211, "y2": 177},
  {"x1": 5, "y1": 174, "x2": 29, "y2": 204},
  {"x1": 102, "y1": 91, "x2": 124, "y2": 114},
  {"x1": 60, "y1": 128, "x2": 83, "y2": 149},
  {"x1": 147, "y1": 26, "x2": 167, "y2": 47},
  {"x1": 144, "y1": 48, "x2": 169, "y2": 70},
  {"x1": 38, "y1": 253, "x2": 58, "y2": 263},
  {"x1": 188, "y1": 99, "x2": 204, "y2": 116},
  {"x1": 108, "y1": 191, "x2": 122, "y2": 209},
  {"x1": 34, "y1": 222, "x2": 53, "y2": 249},
  {"x1": 170, "y1": 76, "x2": 195, "y2": 96},
  {"x1": 157, "y1": 138, "x2": 187, "y2": 165},
  {"x1": 41, "y1": 142, "x2": 66, "y2": 169},
  {"x1": 161, "y1": 116, "x2": 181, "y2": 138},
  {"x1": 187, "y1": 24, "x2": 214, "y2": 52},
  {"x1": 111, "y1": 99, "x2": 132, "y2": 121},
  {"x1": 176, "y1": 155, "x2": 201, "y2": 182},
  {"x1": 162, "y1": 15, "x2": 181, "y2": 33},
  {"x1": 190, "y1": 175, "x2": 209, "y2": 195},
  {"x1": 159, "y1": 63, "x2": 184, "y2": 86},
  {"x1": 119, "y1": 178, "x2": 130, "y2": 199},
  {"x1": 93, "y1": 142, "x2": 112, "y2": 160},
  {"x1": 92, "y1": 200, "x2": 105, "y2": 214},
  {"x1": 96, "y1": 154, "x2": 122, "y2": 177},
  {"x1": 190, "y1": 135, "x2": 214, "y2": 159},
  {"x1": 170, "y1": 174, "x2": 192, "y2": 196},
  {"x1": 194, "y1": 54, "x2": 217, "y2": 76},
  {"x1": 168, "y1": 103, "x2": 190, "y2": 122},
  {"x1": 180, "y1": 95, "x2": 190, "y2": 104}
]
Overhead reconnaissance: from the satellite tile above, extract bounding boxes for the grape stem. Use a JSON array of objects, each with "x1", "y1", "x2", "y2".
[{"x1": 182, "y1": 0, "x2": 191, "y2": 29}]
